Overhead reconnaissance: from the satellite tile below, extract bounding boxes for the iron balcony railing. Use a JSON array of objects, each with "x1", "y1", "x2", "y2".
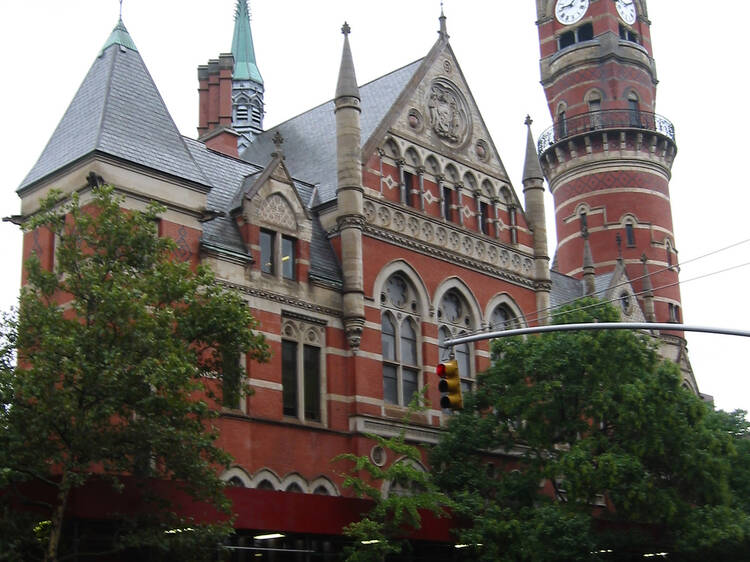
[{"x1": 537, "y1": 109, "x2": 676, "y2": 154}]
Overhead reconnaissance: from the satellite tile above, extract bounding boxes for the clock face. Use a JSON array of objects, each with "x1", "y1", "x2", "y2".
[
  {"x1": 385, "y1": 275, "x2": 408, "y2": 307},
  {"x1": 616, "y1": 0, "x2": 637, "y2": 25},
  {"x1": 555, "y1": 0, "x2": 590, "y2": 25}
]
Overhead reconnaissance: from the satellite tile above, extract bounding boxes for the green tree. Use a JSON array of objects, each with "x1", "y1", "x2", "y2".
[
  {"x1": 334, "y1": 393, "x2": 449, "y2": 562},
  {"x1": 0, "y1": 186, "x2": 268, "y2": 561},
  {"x1": 431, "y1": 298, "x2": 749, "y2": 561}
]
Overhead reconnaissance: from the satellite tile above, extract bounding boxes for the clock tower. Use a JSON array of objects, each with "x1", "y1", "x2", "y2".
[{"x1": 535, "y1": 1, "x2": 695, "y2": 389}]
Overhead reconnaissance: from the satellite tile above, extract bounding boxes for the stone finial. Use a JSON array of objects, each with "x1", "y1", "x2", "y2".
[
  {"x1": 272, "y1": 131, "x2": 284, "y2": 149},
  {"x1": 522, "y1": 115, "x2": 544, "y2": 183},
  {"x1": 616, "y1": 233, "x2": 623, "y2": 260},
  {"x1": 335, "y1": 22, "x2": 360, "y2": 100},
  {"x1": 439, "y1": 2, "x2": 449, "y2": 39}
]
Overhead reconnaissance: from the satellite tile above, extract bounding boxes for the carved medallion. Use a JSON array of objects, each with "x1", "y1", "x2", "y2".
[{"x1": 426, "y1": 78, "x2": 472, "y2": 147}]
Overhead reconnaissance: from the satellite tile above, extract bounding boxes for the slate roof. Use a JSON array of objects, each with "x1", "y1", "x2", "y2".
[
  {"x1": 550, "y1": 270, "x2": 582, "y2": 310},
  {"x1": 19, "y1": 23, "x2": 209, "y2": 191},
  {"x1": 239, "y1": 59, "x2": 424, "y2": 203},
  {"x1": 549, "y1": 269, "x2": 621, "y2": 311}
]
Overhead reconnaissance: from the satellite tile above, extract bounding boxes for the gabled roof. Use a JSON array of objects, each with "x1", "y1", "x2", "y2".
[
  {"x1": 239, "y1": 59, "x2": 424, "y2": 203},
  {"x1": 19, "y1": 20, "x2": 210, "y2": 192},
  {"x1": 185, "y1": 140, "x2": 342, "y2": 285}
]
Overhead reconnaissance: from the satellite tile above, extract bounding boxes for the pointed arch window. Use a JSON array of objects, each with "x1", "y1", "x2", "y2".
[
  {"x1": 381, "y1": 273, "x2": 421, "y2": 407},
  {"x1": 438, "y1": 290, "x2": 475, "y2": 396},
  {"x1": 490, "y1": 304, "x2": 519, "y2": 332}
]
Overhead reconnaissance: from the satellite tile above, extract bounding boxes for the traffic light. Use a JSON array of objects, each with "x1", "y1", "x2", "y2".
[{"x1": 437, "y1": 358, "x2": 463, "y2": 410}]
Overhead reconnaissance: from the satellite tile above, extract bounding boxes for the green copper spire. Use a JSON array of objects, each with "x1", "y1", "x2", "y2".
[
  {"x1": 231, "y1": 0, "x2": 263, "y2": 84},
  {"x1": 101, "y1": 18, "x2": 138, "y2": 53}
]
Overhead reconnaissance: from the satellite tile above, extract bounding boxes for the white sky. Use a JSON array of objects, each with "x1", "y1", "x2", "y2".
[{"x1": 0, "y1": 1, "x2": 747, "y2": 413}]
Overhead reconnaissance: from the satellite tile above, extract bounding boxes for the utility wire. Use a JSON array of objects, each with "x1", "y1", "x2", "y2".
[{"x1": 456, "y1": 238, "x2": 750, "y2": 336}]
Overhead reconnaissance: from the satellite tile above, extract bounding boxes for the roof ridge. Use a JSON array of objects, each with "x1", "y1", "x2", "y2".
[
  {"x1": 259, "y1": 58, "x2": 424, "y2": 133},
  {"x1": 95, "y1": 46, "x2": 119, "y2": 153}
]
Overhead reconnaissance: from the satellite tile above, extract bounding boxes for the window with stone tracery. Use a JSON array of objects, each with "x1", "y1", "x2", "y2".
[
  {"x1": 281, "y1": 317, "x2": 325, "y2": 423},
  {"x1": 381, "y1": 273, "x2": 421, "y2": 407},
  {"x1": 437, "y1": 289, "x2": 475, "y2": 394}
]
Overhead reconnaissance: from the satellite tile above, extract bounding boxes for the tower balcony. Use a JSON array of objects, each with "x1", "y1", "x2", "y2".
[{"x1": 537, "y1": 110, "x2": 676, "y2": 155}]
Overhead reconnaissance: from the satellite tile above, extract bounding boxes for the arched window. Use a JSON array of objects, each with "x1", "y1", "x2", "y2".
[
  {"x1": 557, "y1": 106, "x2": 568, "y2": 139},
  {"x1": 256, "y1": 480, "x2": 275, "y2": 490},
  {"x1": 628, "y1": 92, "x2": 641, "y2": 127},
  {"x1": 490, "y1": 304, "x2": 519, "y2": 332},
  {"x1": 587, "y1": 91, "x2": 602, "y2": 129},
  {"x1": 381, "y1": 274, "x2": 421, "y2": 407},
  {"x1": 625, "y1": 221, "x2": 636, "y2": 247},
  {"x1": 438, "y1": 290, "x2": 475, "y2": 396},
  {"x1": 285, "y1": 482, "x2": 304, "y2": 493}
]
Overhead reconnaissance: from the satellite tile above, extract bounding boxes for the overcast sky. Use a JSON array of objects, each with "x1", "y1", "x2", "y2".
[{"x1": 0, "y1": 1, "x2": 747, "y2": 413}]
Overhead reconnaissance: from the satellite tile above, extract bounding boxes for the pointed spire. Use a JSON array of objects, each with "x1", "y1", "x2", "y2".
[
  {"x1": 439, "y1": 2, "x2": 449, "y2": 40},
  {"x1": 335, "y1": 22, "x2": 360, "y2": 100},
  {"x1": 101, "y1": 18, "x2": 138, "y2": 53},
  {"x1": 582, "y1": 235, "x2": 596, "y2": 296},
  {"x1": 232, "y1": 0, "x2": 263, "y2": 83},
  {"x1": 640, "y1": 253, "x2": 656, "y2": 322},
  {"x1": 523, "y1": 116, "x2": 544, "y2": 182}
]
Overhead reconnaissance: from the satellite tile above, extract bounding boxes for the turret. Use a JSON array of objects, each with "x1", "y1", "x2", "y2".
[
  {"x1": 197, "y1": 0, "x2": 264, "y2": 155},
  {"x1": 535, "y1": 0, "x2": 682, "y2": 328},
  {"x1": 522, "y1": 117, "x2": 551, "y2": 325},
  {"x1": 231, "y1": 0, "x2": 265, "y2": 150},
  {"x1": 334, "y1": 23, "x2": 365, "y2": 350}
]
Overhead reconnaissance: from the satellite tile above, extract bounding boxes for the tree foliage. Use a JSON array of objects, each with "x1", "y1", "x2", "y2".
[
  {"x1": 334, "y1": 392, "x2": 449, "y2": 562},
  {"x1": 431, "y1": 298, "x2": 749, "y2": 561},
  {"x1": 0, "y1": 186, "x2": 268, "y2": 561}
]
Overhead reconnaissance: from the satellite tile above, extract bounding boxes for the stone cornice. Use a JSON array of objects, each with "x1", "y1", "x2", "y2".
[
  {"x1": 217, "y1": 279, "x2": 342, "y2": 318},
  {"x1": 358, "y1": 198, "x2": 536, "y2": 289}
]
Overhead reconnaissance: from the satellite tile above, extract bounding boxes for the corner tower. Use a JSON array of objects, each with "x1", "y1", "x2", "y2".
[{"x1": 536, "y1": 1, "x2": 681, "y2": 321}]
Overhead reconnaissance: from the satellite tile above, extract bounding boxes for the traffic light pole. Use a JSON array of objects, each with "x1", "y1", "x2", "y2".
[{"x1": 443, "y1": 322, "x2": 750, "y2": 348}]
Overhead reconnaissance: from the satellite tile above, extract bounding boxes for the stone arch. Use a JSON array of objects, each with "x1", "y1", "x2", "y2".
[
  {"x1": 282, "y1": 472, "x2": 309, "y2": 493},
  {"x1": 372, "y1": 260, "x2": 431, "y2": 322},
  {"x1": 463, "y1": 171, "x2": 478, "y2": 191},
  {"x1": 425, "y1": 154, "x2": 440, "y2": 176},
  {"x1": 619, "y1": 212, "x2": 638, "y2": 226},
  {"x1": 434, "y1": 277, "x2": 482, "y2": 331},
  {"x1": 309, "y1": 476, "x2": 339, "y2": 496},
  {"x1": 584, "y1": 87, "x2": 605, "y2": 104},
  {"x1": 383, "y1": 137, "x2": 401, "y2": 160},
  {"x1": 481, "y1": 179, "x2": 495, "y2": 199},
  {"x1": 484, "y1": 293, "x2": 527, "y2": 330},
  {"x1": 404, "y1": 146, "x2": 421, "y2": 168},
  {"x1": 499, "y1": 185, "x2": 513, "y2": 206},
  {"x1": 381, "y1": 457, "x2": 428, "y2": 498},
  {"x1": 444, "y1": 163, "x2": 460, "y2": 183},
  {"x1": 250, "y1": 468, "x2": 282, "y2": 490},
  {"x1": 221, "y1": 466, "x2": 252, "y2": 488}
]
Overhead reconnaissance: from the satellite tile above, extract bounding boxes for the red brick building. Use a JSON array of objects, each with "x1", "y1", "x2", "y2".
[{"x1": 14, "y1": 0, "x2": 694, "y2": 556}]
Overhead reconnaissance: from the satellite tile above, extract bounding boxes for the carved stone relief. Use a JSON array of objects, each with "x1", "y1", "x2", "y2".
[
  {"x1": 259, "y1": 193, "x2": 297, "y2": 230},
  {"x1": 361, "y1": 198, "x2": 533, "y2": 279},
  {"x1": 426, "y1": 78, "x2": 472, "y2": 147}
]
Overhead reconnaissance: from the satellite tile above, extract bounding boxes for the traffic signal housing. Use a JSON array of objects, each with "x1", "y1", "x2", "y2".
[{"x1": 437, "y1": 358, "x2": 463, "y2": 410}]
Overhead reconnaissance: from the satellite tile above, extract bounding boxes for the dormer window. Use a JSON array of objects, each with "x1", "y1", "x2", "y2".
[{"x1": 260, "y1": 228, "x2": 296, "y2": 280}]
